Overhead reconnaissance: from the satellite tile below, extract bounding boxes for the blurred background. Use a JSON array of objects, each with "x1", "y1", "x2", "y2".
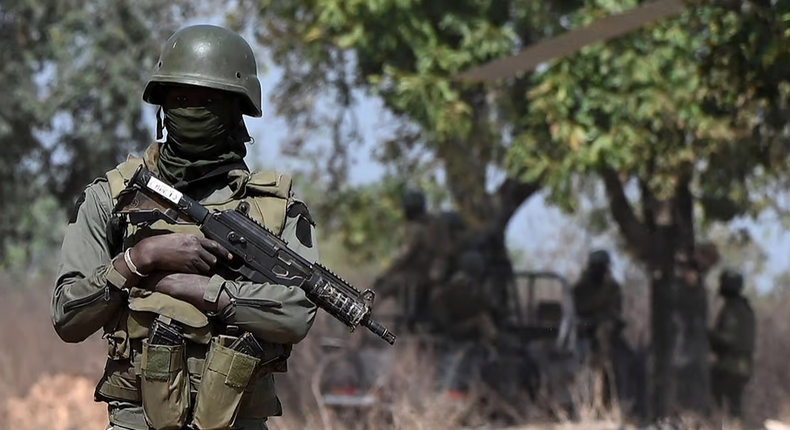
[{"x1": 2, "y1": 0, "x2": 790, "y2": 429}]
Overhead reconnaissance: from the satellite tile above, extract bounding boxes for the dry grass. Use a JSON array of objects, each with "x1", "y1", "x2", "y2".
[{"x1": 3, "y1": 270, "x2": 790, "y2": 430}]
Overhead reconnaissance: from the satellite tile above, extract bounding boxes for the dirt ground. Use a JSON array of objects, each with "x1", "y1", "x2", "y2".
[{"x1": 4, "y1": 375, "x2": 107, "y2": 430}]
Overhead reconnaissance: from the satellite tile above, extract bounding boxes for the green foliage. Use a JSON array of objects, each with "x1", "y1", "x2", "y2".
[
  {"x1": 0, "y1": 196, "x2": 66, "y2": 277},
  {"x1": 0, "y1": 0, "x2": 199, "y2": 260},
  {"x1": 293, "y1": 167, "x2": 449, "y2": 265},
  {"x1": 510, "y1": 0, "x2": 790, "y2": 225},
  {"x1": 698, "y1": 0, "x2": 790, "y2": 129},
  {"x1": 240, "y1": 0, "x2": 574, "y2": 232},
  {"x1": 252, "y1": 0, "x2": 516, "y2": 139}
]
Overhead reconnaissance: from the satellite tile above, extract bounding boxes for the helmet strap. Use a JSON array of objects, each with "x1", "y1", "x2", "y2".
[{"x1": 156, "y1": 106, "x2": 164, "y2": 140}]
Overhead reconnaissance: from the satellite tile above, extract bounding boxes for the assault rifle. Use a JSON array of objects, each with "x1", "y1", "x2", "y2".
[{"x1": 112, "y1": 166, "x2": 397, "y2": 345}]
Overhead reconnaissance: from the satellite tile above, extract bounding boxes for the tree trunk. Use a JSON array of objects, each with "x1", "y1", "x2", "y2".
[
  {"x1": 649, "y1": 240, "x2": 711, "y2": 418},
  {"x1": 650, "y1": 225, "x2": 676, "y2": 418},
  {"x1": 476, "y1": 178, "x2": 541, "y2": 314},
  {"x1": 602, "y1": 169, "x2": 710, "y2": 419}
]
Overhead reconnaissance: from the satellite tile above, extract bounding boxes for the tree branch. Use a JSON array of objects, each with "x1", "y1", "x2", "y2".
[
  {"x1": 600, "y1": 167, "x2": 649, "y2": 253},
  {"x1": 491, "y1": 176, "x2": 541, "y2": 234},
  {"x1": 640, "y1": 149, "x2": 658, "y2": 229},
  {"x1": 639, "y1": 178, "x2": 656, "y2": 229}
]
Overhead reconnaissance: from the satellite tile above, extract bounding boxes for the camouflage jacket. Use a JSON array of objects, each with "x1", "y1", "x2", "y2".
[
  {"x1": 51, "y1": 143, "x2": 319, "y2": 429},
  {"x1": 572, "y1": 273, "x2": 623, "y2": 326},
  {"x1": 710, "y1": 295, "x2": 756, "y2": 377}
]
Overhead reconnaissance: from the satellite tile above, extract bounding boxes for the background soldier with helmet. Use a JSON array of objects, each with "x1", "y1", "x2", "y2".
[
  {"x1": 709, "y1": 269, "x2": 756, "y2": 420},
  {"x1": 373, "y1": 189, "x2": 453, "y2": 332},
  {"x1": 51, "y1": 25, "x2": 319, "y2": 430},
  {"x1": 572, "y1": 249, "x2": 624, "y2": 407}
]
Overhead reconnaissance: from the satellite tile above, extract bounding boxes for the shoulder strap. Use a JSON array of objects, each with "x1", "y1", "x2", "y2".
[
  {"x1": 242, "y1": 170, "x2": 294, "y2": 236},
  {"x1": 106, "y1": 156, "x2": 145, "y2": 200},
  {"x1": 244, "y1": 170, "x2": 293, "y2": 199}
]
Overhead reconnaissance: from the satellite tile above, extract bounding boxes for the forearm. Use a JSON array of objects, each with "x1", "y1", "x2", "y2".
[
  {"x1": 148, "y1": 273, "x2": 231, "y2": 314},
  {"x1": 149, "y1": 271, "x2": 316, "y2": 343},
  {"x1": 52, "y1": 263, "x2": 125, "y2": 343},
  {"x1": 216, "y1": 278, "x2": 317, "y2": 344}
]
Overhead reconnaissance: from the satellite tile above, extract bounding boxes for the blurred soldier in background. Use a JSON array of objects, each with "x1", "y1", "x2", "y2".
[
  {"x1": 709, "y1": 269, "x2": 756, "y2": 420},
  {"x1": 429, "y1": 249, "x2": 497, "y2": 395},
  {"x1": 572, "y1": 249, "x2": 624, "y2": 408},
  {"x1": 373, "y1": 189, "x2": 452, "y2": 332}
]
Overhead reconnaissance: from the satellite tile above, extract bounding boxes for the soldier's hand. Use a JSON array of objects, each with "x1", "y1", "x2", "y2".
[{"x1": 131, "y1": 233, "x2": 232, "y2": 275}]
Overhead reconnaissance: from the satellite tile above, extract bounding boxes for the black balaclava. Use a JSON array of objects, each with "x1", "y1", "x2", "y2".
[{"x1": 156, "y1": 97, "x2": 250, "y2": 187}]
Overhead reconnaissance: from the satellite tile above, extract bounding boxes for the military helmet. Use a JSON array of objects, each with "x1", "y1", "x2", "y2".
[
  {"x1": 439, "y1": 210, "x2": 466, "y2": 233},
  {"x1": 402, "y1": 189, "x2": 426, "y2": 215},
  {"x1": 457, "y1": 250, "x2": 486, "y2": 280},
  {"x1": 143, "y1": 25, "x2": 262, "y2": 117},
  {"x1": 719, "y1": 268, "x2": 744, "y2": 295},
  {"x1": 588, "y1": 249, "x2": 611, "y2": 266}
]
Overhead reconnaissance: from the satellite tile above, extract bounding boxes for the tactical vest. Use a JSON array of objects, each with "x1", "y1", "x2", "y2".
[
  {"x1": 712, "y1": 299, "x2": 756, "y2": 377},
  {"x1": 96, "y1": 154, "x2": 293, "y2": 426}
]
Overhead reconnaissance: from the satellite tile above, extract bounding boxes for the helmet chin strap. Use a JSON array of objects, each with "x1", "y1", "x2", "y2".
[{"x1": 156, "y1": 106, "x2": 164, "y2": 140}]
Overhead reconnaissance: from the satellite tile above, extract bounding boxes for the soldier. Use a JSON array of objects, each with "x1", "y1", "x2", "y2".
[
  {"x1": 429, "y1": 249, "x2": 495, "y2": 342},
  {"x1": 51, "y1": 25, "x2": 318, "y2": 430},
  {"x1": 709, "y1": 269, "x2": 756, "y2": 420},
  {"x1": 572, "y1": 249, "x2": 623, "y2": 408},
  {"x1": 428, "y1": 249, "x2": 497, "y2": 397},
  {"x1": 573, "y1": 250, "x2": 623, "y2": 328},
  {"x1": 373, "y1": 189, "x2": 452, "y2": 331}
]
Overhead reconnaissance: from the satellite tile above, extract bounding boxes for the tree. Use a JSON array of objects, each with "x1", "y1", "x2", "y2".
[
  {"x1": 229, "y1": 0, "x2": 603, "y2": 269},
  {"x1": 0, "y1": 0, "x2": 200, "y2": 261},
  {"x1": 509, "y1": 0, "x2": 790, "y2": 417},
  {"x1": 292, "y1": 169, "x2": 448, "y2": 266}
]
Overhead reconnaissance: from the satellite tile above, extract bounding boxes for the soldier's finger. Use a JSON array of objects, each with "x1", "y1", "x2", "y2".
[
  {"x1": 192, "y1": 257, "x2": 211, "y2": 274},
  {"x1": 198, "y1": 238, "x2": 233, "y2": 260},
  {"x1": 198, "y1": 249, "x2": 218, "y2": 268}
]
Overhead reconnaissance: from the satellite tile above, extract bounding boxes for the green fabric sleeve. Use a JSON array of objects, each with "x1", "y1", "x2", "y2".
[
  {"x1": 51, "y1": 179, "x2": 125, "y2": 343},
  {"x1": 217, "y1": 213, "x2": 319, "y2": 344}
]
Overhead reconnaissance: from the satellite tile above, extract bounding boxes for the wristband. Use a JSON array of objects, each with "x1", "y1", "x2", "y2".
[
  {"x1": 124, "y1": 248, "x2": 149, "y2": 277},
  {"x1": 107, "y1": 257, "x2": 133, "y2": 291}
]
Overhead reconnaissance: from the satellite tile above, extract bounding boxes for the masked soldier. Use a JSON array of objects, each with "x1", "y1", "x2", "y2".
[
  {"x1": 572, "y1": 249, "x2": 623, "y2": 407},
  {"x1": 373, "y1": 189, "x2": 451, "y2": 332},
  {"x1": 51, "y1": 25, "x2": 318, "y2": 430},
  {"x1": 429, "y1": 249, "x2": 495, "y2": 342},
  {"x1": 709, "y1": 269, "x2": 756, "y2": 420},
  {"x1": 428, "y1": 249, "x2": 496, "y2": 397}
]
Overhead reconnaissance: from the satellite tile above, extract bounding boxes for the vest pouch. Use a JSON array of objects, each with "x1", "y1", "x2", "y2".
[
  {"x1": 192, "y1": 338, "x2": 261, "y2": 430},
  {"x1": 140, "y1": 339, "x2": 190, "y2": 430}
]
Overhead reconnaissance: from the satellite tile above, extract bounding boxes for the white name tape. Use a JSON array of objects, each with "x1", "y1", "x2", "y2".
[{"x1": 147, "y1": 176, "x2": 183, "y2": 204}]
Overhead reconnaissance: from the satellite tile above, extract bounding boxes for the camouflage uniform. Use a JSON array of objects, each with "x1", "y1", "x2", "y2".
[
  {"x1": 573, "y1": 251, "x2": 623, "y2": 351},
  {"x1": 52, "y1": 25, "x2": 318, "y2": 430},
  {"x1": 374, "y1": 190, "x2": 452, "y2": 331},
  {"x1": 429, "y1": 249, "x2": 496, "y2": 393},
  {"x1": 429, "y1": 249, "x2": 493, "y2": 341},
  {"x1": 572, "y1": 250, "x2": 623, "y2": 406},
  {"x1": 709, "y1": 269, "x2": 756, "y2": 419}
]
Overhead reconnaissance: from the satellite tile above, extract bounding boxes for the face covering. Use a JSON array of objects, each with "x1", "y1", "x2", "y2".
[
  {"x1": 157, "y1": 99, "x2": 250, "y2": 186},
  {"x1": 587, "y1": 263, "x2": 608, "y2": 284}
]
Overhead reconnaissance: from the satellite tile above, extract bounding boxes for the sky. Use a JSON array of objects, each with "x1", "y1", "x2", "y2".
[{"x1": 175, "y1": 17, "x2": 790, "y2": 293}]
